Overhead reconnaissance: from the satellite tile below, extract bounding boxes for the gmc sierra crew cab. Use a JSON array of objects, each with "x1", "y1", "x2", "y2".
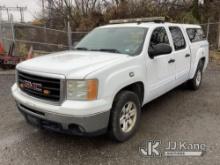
[{"x1": 11, "y1": 17, "x2": 209, "y2": 142}]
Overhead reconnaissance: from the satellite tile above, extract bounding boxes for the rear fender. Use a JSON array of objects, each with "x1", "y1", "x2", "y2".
[{"x1": 189, "y1": 46, "x2": 208, "y2": 79}]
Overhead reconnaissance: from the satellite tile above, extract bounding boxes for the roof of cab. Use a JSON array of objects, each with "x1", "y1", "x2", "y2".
[{"x1": 99, "y1": 22, "x2": 201, "y2": 29}]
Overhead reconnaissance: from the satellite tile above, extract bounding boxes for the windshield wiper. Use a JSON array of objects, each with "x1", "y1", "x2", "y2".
[
  {"x1": 75, "y1": 47, "x2": 88, "y2": 51},
  {"x1": 91, "y1": 48, "x2": 121, "y2": 54}
]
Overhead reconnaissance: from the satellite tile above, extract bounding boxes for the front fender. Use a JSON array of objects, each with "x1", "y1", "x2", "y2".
[
  {"x1": 86, "y1": 57, "x2": 147, "y2": 109},
  {"x1": 104, "y1": 65, "x2": 145, "y2": 102}
]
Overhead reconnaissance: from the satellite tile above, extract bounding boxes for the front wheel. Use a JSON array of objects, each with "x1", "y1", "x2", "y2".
[{"x1": 109, "y1": 91, "x2": 141, "y2": 142}]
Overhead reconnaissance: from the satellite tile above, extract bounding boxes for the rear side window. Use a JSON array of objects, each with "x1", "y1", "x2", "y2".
[
  {"x1": 169, "y1": 27, "x2": 186, "y2": 51},
  {"x1": 186, "y1": 28, "x2": 205, "y2": 42}
]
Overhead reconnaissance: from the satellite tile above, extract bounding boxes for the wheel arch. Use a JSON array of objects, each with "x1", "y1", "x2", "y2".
[
  {"x1": 112, "y1": 81, "x2": 145, "y2": 106},
  {"x1": 190, "y1": 55, "x2": 207, "y2": 79}
]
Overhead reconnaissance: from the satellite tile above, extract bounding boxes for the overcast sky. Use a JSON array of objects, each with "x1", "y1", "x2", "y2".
[{"x1": 0, "y1": 0, "x2": 41, "y2": 22}]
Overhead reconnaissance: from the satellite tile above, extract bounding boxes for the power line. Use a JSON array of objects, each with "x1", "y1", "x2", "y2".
[{"x1": 0, "y1": 6, "x2": 27, "y2": 22}]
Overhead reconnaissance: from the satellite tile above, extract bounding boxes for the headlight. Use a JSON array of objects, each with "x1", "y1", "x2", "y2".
[{"x1": 67, "y1": 79, "x2": 98, "y2": 101}]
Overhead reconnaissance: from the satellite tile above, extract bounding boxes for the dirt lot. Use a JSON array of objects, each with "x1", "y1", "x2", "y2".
[{"x1": 0, "y1": 62, "x2": 220, "y2": 165}]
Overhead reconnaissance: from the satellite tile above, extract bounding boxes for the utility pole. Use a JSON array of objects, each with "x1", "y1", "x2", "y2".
[
  {"x1": 67, "y1": 20, "x2": 72, "y2": 50},
  {"x1": 0, "y1": 6, "x2": 27, "y2": 22},
  {"x1": 42, "y1": 0, "x2": 45, "y2": 18},
  {"x1": 0, "y1": 7, "x2": 2, "y2": 21},
  {"x1": 48, "y1": 0, "x2": 53, "y2": 20},
  {"x1": 6, "y1": 8, "x2": 10, "y2": 21},
  {"x1": 19, "y1": 7, "x2": 26, "y2": 22}
]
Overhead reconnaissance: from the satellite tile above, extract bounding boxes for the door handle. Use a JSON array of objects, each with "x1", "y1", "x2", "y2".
[
  {"x1": 168, "y1": 59, "x2": 175, "y2": 64},
  {"x1": 185, "y1": 54, "x2": 190, "y2": 58}
]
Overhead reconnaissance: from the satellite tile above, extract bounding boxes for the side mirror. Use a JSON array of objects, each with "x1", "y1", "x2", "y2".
[{"x1": 148, "y1": 43, "x2": 172, "y2": 59}]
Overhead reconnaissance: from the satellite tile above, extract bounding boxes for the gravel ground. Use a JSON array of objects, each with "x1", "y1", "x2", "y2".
[{"x1": 0, "y1": 62, "x2": 220, "y2": 165}]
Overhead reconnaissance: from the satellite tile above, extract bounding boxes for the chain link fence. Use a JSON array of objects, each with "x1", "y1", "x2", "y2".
[
  {"x1": 0, "y1": 20, "x2": 88, "y2": 57},
  {"x1": 0, "y1": 20, "x2": 220, "y2": 58},
  {"x1": 200, "y1": 22, "x2": 220, "y2": 50}
]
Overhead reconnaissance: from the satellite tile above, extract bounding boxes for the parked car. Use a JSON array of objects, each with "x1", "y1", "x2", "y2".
[{"x1": 11, "y1": 17, "x2": 209, "y2": 142}]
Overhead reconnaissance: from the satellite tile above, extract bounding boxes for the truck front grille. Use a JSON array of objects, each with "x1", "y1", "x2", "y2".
[{"x1": 17, "y1": 71, "x2": 61, "y2": 102}]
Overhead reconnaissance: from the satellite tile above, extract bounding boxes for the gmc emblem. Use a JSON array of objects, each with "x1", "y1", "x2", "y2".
[{"x1": 22, "y1": 80, "x2": 42, "y2": 92}]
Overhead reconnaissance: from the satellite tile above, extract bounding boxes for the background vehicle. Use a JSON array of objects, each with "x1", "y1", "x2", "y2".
[
  {"x1": 11, "y1": 17, "x2": 209, "y2": 142},
  {"x1": 0, "y1": 42, "x2": 28, "y2": 69}
]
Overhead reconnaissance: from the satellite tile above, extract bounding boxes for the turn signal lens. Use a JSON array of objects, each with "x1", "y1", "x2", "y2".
[{"x1": 87, "y1": 80, "x2": 98, "y2": 100}]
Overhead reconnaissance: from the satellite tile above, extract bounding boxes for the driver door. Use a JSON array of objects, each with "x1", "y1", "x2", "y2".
[{"x1": 147, "y1": 27, "x2": 176, "y2": 100}]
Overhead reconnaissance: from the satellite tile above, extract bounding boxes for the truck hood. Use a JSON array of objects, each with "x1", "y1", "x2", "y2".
[{"x1": 17, "y1": 51, "x2": 128, "y2": 78}]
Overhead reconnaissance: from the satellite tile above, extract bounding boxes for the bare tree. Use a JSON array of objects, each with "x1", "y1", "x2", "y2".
[{"x1": 39, "y1": 0, "x2": 219, "y2": 33}]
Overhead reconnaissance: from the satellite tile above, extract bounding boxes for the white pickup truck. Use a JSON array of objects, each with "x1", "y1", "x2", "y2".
[{"x1": 11, "y1": 18, "x2": 209, "y2": 142}]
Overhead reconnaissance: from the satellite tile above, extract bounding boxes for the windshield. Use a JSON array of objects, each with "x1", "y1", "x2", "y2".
[{"x1": 75, "y1": 27, "x2": 148, "y2": 56}]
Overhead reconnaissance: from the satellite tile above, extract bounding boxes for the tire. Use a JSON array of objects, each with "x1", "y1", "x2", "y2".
[
  {"x1": 188, "y1": 60, "x2": 204, "y2": 90},
  {"x1": 109, "y1": 90, "x2": 141, "y2": 142}
]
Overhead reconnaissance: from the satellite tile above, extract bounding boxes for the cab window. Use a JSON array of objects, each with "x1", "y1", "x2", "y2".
[
  {"x1": 148, "y1": 27, "x2": 171, "y2": 58},
  {"x1": 149, "y1": 27, "x2": 170, "y2": 46},
  {"x1": 169, "y1": 26, "x2": 186, "y2": 51}
]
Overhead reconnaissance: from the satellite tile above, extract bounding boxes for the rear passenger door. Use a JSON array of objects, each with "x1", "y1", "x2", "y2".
[{"x1": 169, "y1": 26, "x2": 191, "y2": 83}]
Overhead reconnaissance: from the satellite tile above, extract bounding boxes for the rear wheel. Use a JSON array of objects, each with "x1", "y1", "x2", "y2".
[
  {"x1": 109, "y1": 91, "x2": 141, "y2": 142},
  {"x1": 188, "y1": 60, "x2": 204, "y2": 90}
]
